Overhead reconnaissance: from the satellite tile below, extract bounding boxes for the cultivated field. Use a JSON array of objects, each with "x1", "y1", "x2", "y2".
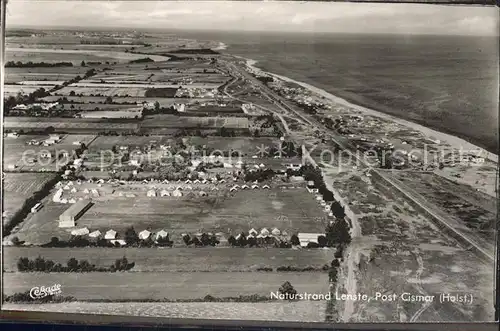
[
  {"x1": 56, "y1": 86, "x2": 148, "y2": 97},
  {"x1": 3, "y1": 247, "x2": 334, "y2": 272},
  {"x1": 141, "y1": 115, "x2": 249, "y2": 129},
  {"x1": 4, "y1": 118, "x2": 139, "y2": 133},
  {"x1": 2, "y1": 172, "x2": 58, "y2": 228},
  {"x1": 3, "y1": 301, "x2": 326, "y2": 322},
  {"x1": 3, "y1": 134, "x2": 96, "y2": 172},
  {"x1": 4, "y1": 272, "x2": 329, "y2": 301}
]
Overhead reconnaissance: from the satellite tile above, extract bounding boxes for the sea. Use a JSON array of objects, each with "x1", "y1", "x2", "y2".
[{"x1": 174, "y1": 30, "x2": 499, "y2": 154}]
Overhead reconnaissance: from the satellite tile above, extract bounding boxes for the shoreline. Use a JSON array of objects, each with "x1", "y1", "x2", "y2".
[{"x1": 237, "y1": 56, "x2": 498, "y2": 163}]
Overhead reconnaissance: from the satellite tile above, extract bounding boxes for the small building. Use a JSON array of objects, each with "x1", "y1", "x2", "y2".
[
  {"x1": 58, "y1": 199, "x2": 92, "y2": 228},
  {"x1": 251, "y1": 184, "x2": 259, "y2": 189},
  {"x1": 260, "y1": 228, "x2": 270, "y2": 236},
  {"x1": 160, "y1": 189, "x2": 170, "y2": 197},
  {"x1": 298, "y1": 233, "x2": 323, "y2": 248},
  {"x1": 249, "y1": 228, "x2": 258, "y2": 236},
  {"x1": 172, "y1": 189, "x2": 183, "y2": 197},
  {"x1": 271, "y1": 228, "x2": 281, "y2": 236},
  {"x1": 139, "y1": 230, "x2": 151, "y2": 240},
  {"x1": 262, "y1": 185, "x2": 270, "y2": 189},
  {"x1": 105, "y1": 230, "x2": 117, "y2": 240},
  {"x1": 146, "y1": 190, "x2": 156, "y2": 197}
]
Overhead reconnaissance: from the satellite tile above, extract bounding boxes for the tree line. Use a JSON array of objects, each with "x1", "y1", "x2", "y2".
[
  {"x1": 17, "y1": 256, "x2": 135, "y2": 272},
  {"x1": 5, "y1": 61, "x2": 73, "y2": 68}
]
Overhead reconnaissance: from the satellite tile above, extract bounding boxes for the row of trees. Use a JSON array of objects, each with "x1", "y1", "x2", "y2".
[
  {"x1": 182, "y1": 233, "x2": 220, "y2": 247},
  {"x1": 17, "y1": 256, "x2": 134, "y2": 272},
  {"x1": 3, "y1": 174, "x2": 62, "y2": 236},
  {"x1": 5, "y1": 61, "x2": 73, "y2": 68}
]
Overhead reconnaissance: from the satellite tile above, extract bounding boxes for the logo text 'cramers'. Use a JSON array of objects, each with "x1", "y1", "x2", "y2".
[
  {"x1": 270, "y1": 291, "x2": 332, "y2": 301},
  {"x1": 29, "y1": 284, "x2": 62, "y2": 299}
]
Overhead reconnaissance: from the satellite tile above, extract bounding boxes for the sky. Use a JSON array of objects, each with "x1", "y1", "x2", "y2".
[{"x1": 5, "y1": 1, "x2": 499, "y2": 36}]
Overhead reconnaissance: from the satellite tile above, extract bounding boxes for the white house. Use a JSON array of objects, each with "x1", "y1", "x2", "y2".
[
  {"x1": 298, "y1": 233, "x2": 323, "y2": 247},
  {"x1": 139, "y1": 230, "x2": 151, "y2": 240},
  {"x1": 105, "y1": 230, "x2": 117, "y2": 240}
]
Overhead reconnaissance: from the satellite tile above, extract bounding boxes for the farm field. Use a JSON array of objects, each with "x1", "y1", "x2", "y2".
[
  {"x1": 4, "y1": 117, "x2": 139, "y2": 132},
  {"x1": 55, "y1": 86, "x2": 148, "y2": 97},
  {"x1": 4, "y1": 84, "x2": 51, "y2": 96},
  {"x1": 6, "y1": 47, "x2": 170, "y2": 63},
  {"x1": 4, "y1": 272, "x2": 329, "y2": 301},
  {"x1": 141, "y1": 115, "x2": 249, "y2": 129},
  {"x1": 3, "y1": 134, "x2": 96, "y2": 172},
  {"x1": 7, "y1": 187, "x2": 327, "y2": 245},
  {"x1": 3, "y1": 247, "x2": 334, "y2": 272},
  {"x1": 3, "y1": 301, "x2": 326, "y2": 322},
  {"x1": 2, "y1": 172, "x2": 58, "y2": 229},
  {"x1": 41, "y1": 95, "x2": 218, "y2": 106}
]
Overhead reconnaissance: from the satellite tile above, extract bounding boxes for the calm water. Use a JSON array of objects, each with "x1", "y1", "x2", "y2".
[{"x1": 175, "y1": 31, "x2": 499, "y2": 153}]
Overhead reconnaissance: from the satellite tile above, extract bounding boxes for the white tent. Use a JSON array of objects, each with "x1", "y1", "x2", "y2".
[
  {"x1": 261, "y1": 228, "x2": 270, "y2": 236},
  {"x1": 70, "y1": 187, "x2": 77, "y2": 193},
  {"x1": 105, "y1": 230, "x2": 117, "y2": 240},
  {"x1": 160, "y1": 190, "x2": 170, "y2": 197},
  {"x1": 199, "y1": 191, "x2": 207, "y2": 196},
  {"x1": 156, "y1": 230, "x2": 169, "y2": 239},
  {"x1": 89, "y1": 230, "x2": 101, "y2": 238},
  {"x1": 252, "y1": 185, "x2": 259, "y2": 189},
  {"x1": 139, "y1": 230, "x2": 151, "y2": 240},
  {"x1": 146, "y1": 190, "x2": 156, "y2": 197},
  {"x1": 249, "y1": 228, "x2": 258, "y2": 236},
  {"x1": 262, "y1": 185, "x2": 270, "y2": 189},
  {"x1": 241, "y1": 184, "x2": 249, "y2": 189},
  {"x1": 271, "y1": 228, "x2": 281, "y2": 236},
  {"x1": 172, "y1": 189, "x2": 183, "y2": 197},
  {"x1": 71, "y1": 227, "x2": 90, "y2": 236}
]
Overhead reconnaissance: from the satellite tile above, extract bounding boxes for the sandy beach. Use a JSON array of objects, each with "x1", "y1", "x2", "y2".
[{"x1": 243, "y1": 58, "x2": 498, "y2": 163}]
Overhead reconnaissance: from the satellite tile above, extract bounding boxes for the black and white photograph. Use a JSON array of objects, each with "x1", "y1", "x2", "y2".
[{"x1": 1, "y1": 0, "x2": 498, "y2": 324}]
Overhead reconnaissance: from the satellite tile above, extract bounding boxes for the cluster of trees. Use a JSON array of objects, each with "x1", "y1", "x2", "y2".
[
  {"x1": 182, "y1": 233, "x2": 220, "y2": 247},
  {"x1": 228, "y1": 233, "x2": 291, "y2": 248},
  {"x1": 216, "y1": 126, "x2": 238, "y2": 137},
  {"x1": 4, "y1": 290, "x2": 75, "y2": 303},
  {"x1": 3, "y1": 174, "x2": 62, "y2": 236},
  {"x1": 5, "y1": 61, "x2": 73, "y2": 68},
  {"x1": 255, "y1": 75, "x2": 274, "y2": 85},
  {"x1": 4, "y1": 88, "x2": 51, "y2": 113},
  {"x1": 124, "y1": 226, "x2": 173, "y2": 247},
  {"x1": 244, "y1": 168, "x2": 276, "y2": 182},
  {"x1": 17, "y1": 256, "x2": 135, "y2": 272},
  {"x1": 129, "y1": 57, "x2": 155, "y2": 64}
]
